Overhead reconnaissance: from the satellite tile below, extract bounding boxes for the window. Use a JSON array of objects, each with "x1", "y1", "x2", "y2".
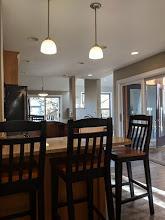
[
  {"x1": 101, "y1": 93, "x2": 111, "y2": 118},
  {"x1": 29, "y1": 96, "x2": 60, "y2": 121}
]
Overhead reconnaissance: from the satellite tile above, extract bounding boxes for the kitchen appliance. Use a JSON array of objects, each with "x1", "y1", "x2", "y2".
[{"x1": 5, "y1": 85, "x2": 28, "y2": 121}]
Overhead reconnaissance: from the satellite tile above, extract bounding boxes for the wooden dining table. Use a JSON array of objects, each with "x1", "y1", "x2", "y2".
[{"x1": 0, "y1": 136, "x2": 131, "y2": 220}]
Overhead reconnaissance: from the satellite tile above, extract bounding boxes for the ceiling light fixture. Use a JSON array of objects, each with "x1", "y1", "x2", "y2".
[
  {"x1": 131, "y1": 51, "x2": 139, "y2": 55},
  {"x1": 88, "y1": 74, "x2": 93, "y2": 77},
  {"x1": 38, "y1": 76, "x2": 48, "y2": 97},
  {"x1": 40, "y1": 0, "x2": 57, "y2": 55},
  {"x1": 89, "y1": 2, "x2": 103, "y2": 60}
]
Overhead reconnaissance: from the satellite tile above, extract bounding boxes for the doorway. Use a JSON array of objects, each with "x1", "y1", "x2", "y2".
[{"x1": 121, "y1": 76, "x2": 165, "y2": 147}]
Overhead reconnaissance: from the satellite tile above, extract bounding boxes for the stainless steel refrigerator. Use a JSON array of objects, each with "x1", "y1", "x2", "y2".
[{"x1": 5, "y1": 85, "x2": 28, "y2": 121}]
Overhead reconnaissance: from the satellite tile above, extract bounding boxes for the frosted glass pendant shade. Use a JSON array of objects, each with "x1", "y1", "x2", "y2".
[
  {"x1": 89, "y1": 45, "x2": 103, "y2": 59},
  {"x1": 38, "y1": 92, "x2": 48, "y2": 97},
  {"x1": 40, "y1": 38, "x2": 57, "y2": 55}
]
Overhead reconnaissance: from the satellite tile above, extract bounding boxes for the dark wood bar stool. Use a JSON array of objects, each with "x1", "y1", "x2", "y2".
[
  {"x1": 51, "y1": 118, "x2": 115, "y2": 220},
  {"x1": 111, "y1": 115, "x2": 154, "y2": 220},
  {"x1": 0, "y1": 120, "x2": 46, "y2": 220}
]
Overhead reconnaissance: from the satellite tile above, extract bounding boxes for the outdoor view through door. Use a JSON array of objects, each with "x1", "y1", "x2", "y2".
[
  {"x1": 29, "y1": 96, "x2": 60, "y2": 121},
  {"x1": 122, "y1": 84, "x2": 141, "y2": 136},
  {"x1": 146, "y1": 76, "x2": 165, "y2": 146}
]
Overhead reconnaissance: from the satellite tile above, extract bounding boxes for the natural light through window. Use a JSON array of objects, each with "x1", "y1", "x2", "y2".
[
  {"x1": 29, "y1": 96, "x2": 60, "y2": 121},
  {"x1": 101, "y1": 93, "x2": 111, "y2": 118}
]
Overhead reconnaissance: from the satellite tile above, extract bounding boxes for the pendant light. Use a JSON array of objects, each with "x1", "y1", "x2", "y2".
[
  {"x1": 38, "y1": 76, "x2": 48, "y2": 97},
  {"x1": 40, "y1": 0, "x2": 57, "y2": 55},
  {"x1": 89, "y1": 2, "x2": 103, "y2": 60}
]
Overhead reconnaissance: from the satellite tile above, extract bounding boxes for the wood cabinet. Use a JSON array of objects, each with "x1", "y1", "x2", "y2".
[
  {"x1": 46, "y1": 121, "x2": 67, "y2": 138},
  {"x1": 3, "y1": 50, "x2": 19, "y2": 85}
]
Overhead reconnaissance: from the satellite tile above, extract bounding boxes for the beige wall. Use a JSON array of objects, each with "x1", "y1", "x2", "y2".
[
  {"x1": 114, "y1": 52, "x2": 165, "y2": 81},
  {"x1": 0, "y1": 0, "x2": 4, "y2": 121},
  {"x1": 113, "y1": 52, "x2": 165, "y2": 134}
]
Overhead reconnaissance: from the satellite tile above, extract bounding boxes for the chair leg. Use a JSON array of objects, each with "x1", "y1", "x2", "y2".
[
  {"x1": 143, "y1": 158, "x2": 154, "y2": 215},
  {"x1": 126, "y1": 161, "x2": 134, "y2": 198},
  {"x1": 66, "y1": 179, "x2": 75, "y2": 220},
  {"x1": 87, "y1": 178, "x2": 93, "y2": 220},
  {"x1": 51, "y1": 168, "x2": 60, "y2": 220},
  {"x1": 115, "y1": 161, "x2": 123, "y2": 220},
  {"x1": 38, "y1": 184, "x2": 45, "y2": 220},
  {"x1": 30, "y1": 191, "x2": 36, "y2": 220},
  {"x1": 104, "y1": 169, "x2": 115, "y2": 220}
]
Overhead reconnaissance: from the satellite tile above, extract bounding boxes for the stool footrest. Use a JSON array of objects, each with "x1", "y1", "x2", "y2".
[
  {"x1": 112, "y1": 179, "x2": 147, "y2": 191},
  {"x1": 130, "y1": 179, "x2": 147, "y2": 190},
  {"x1": 121, "y1": 193, "x2": 148, "y2": 204}
]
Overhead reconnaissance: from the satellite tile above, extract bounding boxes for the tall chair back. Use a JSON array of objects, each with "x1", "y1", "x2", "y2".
[
  {"x1": 127, "y1": 115, "x2": 152, "y2": 153},
  {"x1": 66, "y1": 118, "x2": 113, "y2": 173},
  {"x1": 0, "y1": 120, "x2": 46, "y2": 186}
]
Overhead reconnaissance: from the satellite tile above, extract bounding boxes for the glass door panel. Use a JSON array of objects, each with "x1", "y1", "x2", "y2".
[
  {"x1": 123, "y1": 84, "x2": 141, "y2": 136},
  {"x1": 157, "y1": 82, "x2": 165, "y2": 146},
  {"x1": 146, "y1": 85, "x2": 157, "y2": 145},
  {"x1": 146, "y1": 76, "x2": 165, "y2": 146}
]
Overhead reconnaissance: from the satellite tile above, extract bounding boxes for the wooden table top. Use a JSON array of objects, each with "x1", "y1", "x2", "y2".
[
  {"x1": 46, "y1": 136, "x2": 131, "y2": 154},
  {"x1": 0, "y1": 136, "x2": 131, "y2": 158}
]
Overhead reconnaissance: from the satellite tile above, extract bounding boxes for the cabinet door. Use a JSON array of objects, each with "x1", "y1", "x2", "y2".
[{"x1": 4, "y1": 51, "x2": 19, "y2": 85}]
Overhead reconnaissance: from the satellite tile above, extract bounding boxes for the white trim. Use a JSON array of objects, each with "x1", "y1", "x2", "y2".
[
  {"x1": 117, "y1": 67, "x2": 165, "y2": 85},
  {"x1": 116, "y1": 67, "x2": 165, "y2": 136}
]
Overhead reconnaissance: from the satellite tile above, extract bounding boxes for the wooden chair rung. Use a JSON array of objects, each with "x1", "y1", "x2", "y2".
[{"x1": 121, "y1": 193, "x2": 149, "y2": 204}]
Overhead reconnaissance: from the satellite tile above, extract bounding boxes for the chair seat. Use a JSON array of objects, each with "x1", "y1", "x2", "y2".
[{"x1": 111, "y1": 146, "x2": 146, "y2": 160}]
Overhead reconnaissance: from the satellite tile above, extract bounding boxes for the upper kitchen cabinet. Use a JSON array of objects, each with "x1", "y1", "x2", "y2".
[{"x1": 3, "y1": 50, "x2": 19, "y2": 85}]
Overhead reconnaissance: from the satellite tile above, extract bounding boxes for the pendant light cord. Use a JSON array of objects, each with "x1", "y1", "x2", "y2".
[
  {"x1": 95, "y1": 7, "x2": 97, "y2": 45},
  {"x1": 48, "y1": 0, "x2": 50, "y2": 38}
]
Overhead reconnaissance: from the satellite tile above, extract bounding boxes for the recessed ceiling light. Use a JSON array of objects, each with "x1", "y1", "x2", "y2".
[
  {"x1": 23, "y1": 60, "x2": 30, "y2": 63},
  {"x1": 88, "y1": 74, "x2": 93, "y2": 77},
  {"x1": 27, "y1": 37, "x2": 39, "y2": 42},
  {"x1": 131, "y1": 51, "x2": 139, "y2": 55}
]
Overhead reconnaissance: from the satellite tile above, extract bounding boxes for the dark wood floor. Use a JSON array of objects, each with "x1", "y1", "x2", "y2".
[
  {"x1": 112, "y1": 160, "x2": 165, "y2": 220},
  {"x1": 150, "y1": 146, "x2": 165, "y2": 165}
]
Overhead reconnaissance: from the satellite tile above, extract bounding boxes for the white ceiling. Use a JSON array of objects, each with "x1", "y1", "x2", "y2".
[{"x1": 2, "y1": 0, "x2": 165, "y2": 79}]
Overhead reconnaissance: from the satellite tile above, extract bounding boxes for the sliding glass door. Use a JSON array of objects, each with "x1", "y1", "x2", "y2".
[{"x1": 121, "y1": 76, "x2": 165, "y2": 147}]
